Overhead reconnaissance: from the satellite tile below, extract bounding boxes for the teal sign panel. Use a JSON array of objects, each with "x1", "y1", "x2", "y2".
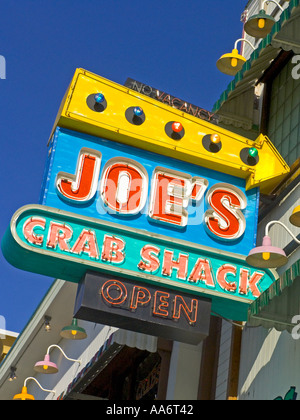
[{"x1": 1, "y1": 205, "x2": 276, "y2": 320}]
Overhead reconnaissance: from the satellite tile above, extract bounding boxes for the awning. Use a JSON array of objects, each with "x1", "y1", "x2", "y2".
[
  {"x1": 112, "y1": 329, "x2": 157, "y2": 353},
  {"x1": 248, "y1": 259, "x2": 300, "y2": 332},
  {"x1": 212, "y1": 0, "x2": 300, "y2": 131},
  {"x1": 59, "y1": 329, "x2": 157, "y2": 400}
]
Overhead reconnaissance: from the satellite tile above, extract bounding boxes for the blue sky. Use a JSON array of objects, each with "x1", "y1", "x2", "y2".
[{"x1": 0, "y1": 0, "x2": 246, "y2": 333}]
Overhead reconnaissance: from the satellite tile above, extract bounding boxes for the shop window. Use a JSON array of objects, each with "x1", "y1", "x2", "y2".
[
  {"x1": 81, "y1": 347, "x2": 161, "y2": 400},
  {"x1": 133, "y1": 353, "x2": 161, "y2": 400}
]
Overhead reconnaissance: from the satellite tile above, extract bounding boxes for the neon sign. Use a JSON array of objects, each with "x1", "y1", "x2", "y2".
[
  {"x1": 74, "y1": 272, "x2": 212, "y2": 345},
  {"x1": 56, "y1": 150, "x2": 247, "y2": 237},
  {"x1": 124, "y1": 77, "x2": 219, "y2": 125},
  {"x1": 1, "y1": 68, "x2": 288, "y2": 331},
  {"x1": 1, "y1": 205, "x2": 276, "y2": 320},
  {"x1": 41, "y1": 127, "x2": 259, "y2": 256}
]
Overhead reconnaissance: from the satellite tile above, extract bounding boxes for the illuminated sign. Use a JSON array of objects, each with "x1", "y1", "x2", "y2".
[
  {"x1": 74, "y1": 272, "x2": 212, "y2": 345},
  {"x1": 2, "y1": 69, "x2": 288, "y2": 324},
  {"x1": 124, "y1": 77, "x2": 219, "y2": 125},
  {"x1": 50, "y1": 68, "x2": 289, "y2": 194},
  {"x1": 41, "y1": 127, "x2": 259, "y2": 256},
  {"x1": 1, "y1": 205, "x2": 276, "y2": 320}
]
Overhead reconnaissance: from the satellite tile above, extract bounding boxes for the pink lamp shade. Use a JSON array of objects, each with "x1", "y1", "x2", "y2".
[
  {"x1": 246, "y1": 235, "x2": 288, "y2": 268},
  {"x1": 34, "y1": 354, "x2": 58, "y2": 374}
]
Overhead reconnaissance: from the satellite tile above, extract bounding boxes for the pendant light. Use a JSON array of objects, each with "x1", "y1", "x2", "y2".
[
  {"x1": 290, "y1": 206, "x2": 300, "y2": 227},
  {"x1": 246, "y1": 235, "x2": 288, "y2": 268},
  {"x1": 244, "y1": 0, "x2": 284, "y2": 38},
  {"x1": 60, "y1": 318, "x2": 87, "y2": 340},
  {"x1": 246, "y1": 220, "x2": 300, "y2": 268},
  {"x1": 34, "y1": 344, "x2": 81, "y2": 374},
  {"x1": 13, "y1": 377, "x2": 55, "y2": 400},
  {"x1": 217, "y1": 38, "x2": 254, "y2": 76}
]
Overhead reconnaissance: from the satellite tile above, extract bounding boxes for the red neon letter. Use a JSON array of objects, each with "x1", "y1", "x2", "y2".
[
  {"x1": 149, "y1": 169, "x2": 208, "y2": 228},
  {"x1": 153, "y1": 291, "x2": 170, "y2": 317},
  {"x1": 23, "y1": 217, "x2": 46, "y2": 246},
  {"x1": 149, "y1": 170, "x2": 189, "y2": 227},
  {"x1": 173, "y1": 295, "x2": 198, "y2": 323},
  {"x1": 138, "y1": 245, "x2": 160, "y2": 273},
  {"x1": 100, "y1": 159, "x2": 148, "y2": 214},
  {"x1": 162, "y1": 250, "x2": 189, "y2": 280},
  {"x1": 101, "y1": 280, "x2": 127, "y2": 305},
  {"x1": 188, "y1": 258, "x2": 215, "y2": 288},
  {"x1": 71, "y1": 229, "x2": 99, "y2": 259},
  {"x1": 216, "y1": 264, "x2": 237, "y2": 293},
  {"x1": 56, "y1": 148, "x2": 101, "y2": 203},
  {"x1": 101, "y1": 235, "x2": 125, "y2": 264},
  {"x1": 239, "y1": 268, "x2": 264, "y2": 298},
  {"x1": 130, "y1": 286, "x2": 151, "y2": 310},
  {"x1": 205, "y1": 184, "x2": 247, "y2": 240},
  {"x1": 47, "y1": 221, "x2": 72, "y2": 252}
]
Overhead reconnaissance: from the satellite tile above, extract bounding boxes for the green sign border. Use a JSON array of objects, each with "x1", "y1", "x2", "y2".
[{"x1": 1, "y1": 205, "x2": 276, "y2": 321}]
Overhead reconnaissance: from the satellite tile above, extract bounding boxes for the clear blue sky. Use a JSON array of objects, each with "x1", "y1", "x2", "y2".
[{"x1": 0, "y1": 0, "x2": 246, "y2": 333}]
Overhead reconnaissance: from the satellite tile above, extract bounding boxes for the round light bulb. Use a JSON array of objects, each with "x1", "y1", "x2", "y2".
[
  {"x1": 210, "y1": 134, "x2": 221, "y2": 144},
  {"x1": 172, "y1": 122, "x2": 183, "y2": 133},
  {"x1": 258, "y1": 18, "x2": 266, "y2": 29},
  {"x1": 94, "y1": 93, "x2": 105, "y2": 103},
  {"x1": 43, "y1": 364, "x2": 49, "y2": 371},
  {"x1": 262, "y1": 252, "x2": 270, "y2": 261},
  {"x1": 249, "y1": 147, "x2": 259, "y2": 158},
  {"x1": 71, "y1": 330, "x2": 78, "y2": 337},
  {"x1": 133, "y1": 106, "x2": 143, "y2": 116}
]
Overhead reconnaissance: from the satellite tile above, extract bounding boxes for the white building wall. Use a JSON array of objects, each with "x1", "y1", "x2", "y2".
[
  {"x1": 238, "y1": 325, "x2": 300, "y2": 400},
  {"x1": 166, "y1": 341, "x2": 203, "y2": 400}
]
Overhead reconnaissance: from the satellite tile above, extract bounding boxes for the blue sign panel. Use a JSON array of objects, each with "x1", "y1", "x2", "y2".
[{"x1": 40, "y1": 127, "x2": 259, "y2": 256}]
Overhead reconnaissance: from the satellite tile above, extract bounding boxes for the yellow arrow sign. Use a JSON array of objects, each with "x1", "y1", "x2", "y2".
[{"x1": 50, "y1": 68, "x2": 289, "y2": 194}]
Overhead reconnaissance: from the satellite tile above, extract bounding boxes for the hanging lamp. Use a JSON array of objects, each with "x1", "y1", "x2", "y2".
[
  {"x1": 217, "y1": 38, "x2": 254, "y2": 76},
  {"x1": 13, "y1": 377, "x2": 55, "y2": 400},
  {"x1": 290, "y1": 206, "x2": 300, "y2": 227},
  {"x1": 244, "y1": 0, "x2": 284, "y2": 38},
  {"x1": 34, "y1": 344, "x2": 81, "y2": 374},
  {"x1": 60, "y1": 318, "x2": 87, "y2": 340},
  {"x1": 246, "y1": 220, "x2": 300, "y2": 268}
]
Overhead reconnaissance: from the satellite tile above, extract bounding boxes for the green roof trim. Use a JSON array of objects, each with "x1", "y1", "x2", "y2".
[
  {"x1": 249, "y1": 259, "x2": 300, "y2": 317},
  {"x1": 213, "y1": 0, "x2": 300, "y2": 113}
]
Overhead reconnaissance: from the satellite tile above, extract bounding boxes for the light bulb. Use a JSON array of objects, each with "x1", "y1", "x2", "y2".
[
  {"x1": 231, "y1": 57, "x2": 238, "y2": 68},
  {"x1": 43, "y1": 365, "x2": 49, "y2": 371},
  {"x1": 94, "y1": 93, "x2": 105, "y2": 103},
  {"x1": 249, "y1": 147, "x2": 259, "y2": 158},
  {"x1": 133, "y1": 106, "x2": 143, "y2": 116},
  {"x1": 210, "y1": 134, "x2": 221, "y2": 144},
  {"x1": 258, "y1": 18, "x2": 265, "y2": 29},
  {"x1": 172, "y1": 122, "x2": 183, "y2": 133},
  {"x1": 262, "y1": 252, "x2": 270, "y2": 261},
  {"x1": 71, "y1": 330, "x2": 77, "y2": 337}
]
